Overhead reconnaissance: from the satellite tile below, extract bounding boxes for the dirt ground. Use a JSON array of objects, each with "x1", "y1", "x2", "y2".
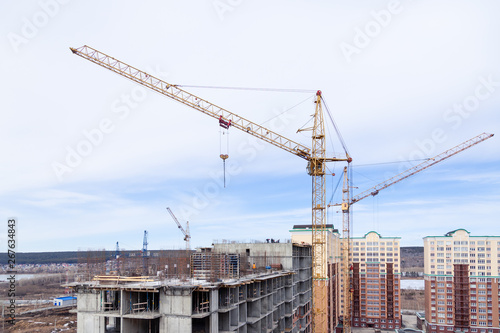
[
  {"x1": 401, "y1": 289, "x2": 425, "y2": 311},
  {"x1": 4, "y1": 311, "x2": 77, "y2": 333},
  {"x1": 1, "y1": 275, "x2": 77, "y2": 333}
]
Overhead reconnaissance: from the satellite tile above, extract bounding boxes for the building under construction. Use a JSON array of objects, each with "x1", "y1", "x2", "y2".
[{"x1": 69, "y1": 241, "x2": 312, "y2": 332}]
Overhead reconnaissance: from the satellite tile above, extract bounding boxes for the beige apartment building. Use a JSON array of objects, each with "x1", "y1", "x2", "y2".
[
  {"x1": 347, "y1": 231, "x2": 402, "y2": 330},
  {"x1": 423, "y1": 229, "x2": 500, "y2": 333},
  {"x1": 290, "y1": 224, "x2": 342, "y2": 332}
]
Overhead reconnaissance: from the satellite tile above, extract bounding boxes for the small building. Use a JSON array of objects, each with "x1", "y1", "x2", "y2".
[
  {"x1": 416, "y1": 312, "x2": 425, "y2": 330},
  {"x1": 54, "y1": 296, "x2": 77, "y2": 306}
]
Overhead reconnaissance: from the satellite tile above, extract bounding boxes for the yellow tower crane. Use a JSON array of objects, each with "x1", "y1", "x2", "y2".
[
  {"x1": 70, "y1": 45, "x2": 350, "y2": 332},
  {"x1": 336, "y1": 132, "x2": 493, "y2": 333}
]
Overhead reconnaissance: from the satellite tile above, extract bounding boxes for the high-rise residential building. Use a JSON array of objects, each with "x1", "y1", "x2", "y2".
[
  {"x1": 291, "y1": 226, "x2": 402, "y2": 331},
  {"x1": 346, "y1": 231, "x2": 402, "y2": 330},
  {"x1": 423, "y1": 229, "x2": 500, "y2": 333}
]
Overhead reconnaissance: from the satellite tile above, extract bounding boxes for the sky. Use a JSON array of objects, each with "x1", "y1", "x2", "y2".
[{"x1": 1, "y1": 0, "x2": 499, "y2": 253}]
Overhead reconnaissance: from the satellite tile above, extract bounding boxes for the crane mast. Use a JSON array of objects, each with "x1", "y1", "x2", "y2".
[
  {"x1": 309, "y1": 91, "x2": 329, "y2": 326},
  {"x1": 142, "y1": 230, "x2": 148, "y2": 275},
  {"x1": 71, "y1": 44, "x2": 350, "y2": 332},
  {"x1": 337, "y1": 132, "x2": 493, "y2": 333},
  {"x1": 341, "y1": 166, "x2": 352, "y2": 333}
]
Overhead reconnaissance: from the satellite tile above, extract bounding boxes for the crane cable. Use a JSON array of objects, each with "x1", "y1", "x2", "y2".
[
  {"x1": 329, "y1": 168, "x2": 344, "y2": 206},
  {"x1": 261, "y1": 95, "x2": 313, "y2": 126},
  {"x1": 176, "y1": 84, "x2": 316, "y2": 94},
  {"x1": 322, "y1": 96, "x2": 350, "y2": 158},
  {"x1": 220, "y1": 127, "x2": 229, "y2": 188}
]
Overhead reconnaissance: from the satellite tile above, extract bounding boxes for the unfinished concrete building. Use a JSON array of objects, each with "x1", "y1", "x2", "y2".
[{"x1": 70, "y1": 242, "x2": 312, "y2": 332}]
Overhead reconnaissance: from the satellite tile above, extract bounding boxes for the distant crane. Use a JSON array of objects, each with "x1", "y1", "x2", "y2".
[
  {"x1": 142, "y1": 230, "x2": 148, "y2": 275},
  {"x1": 115, "y1": 241, "x2": 120, "y2": 274},
  {"x1": 167, "y1": 207, "x2": 191, "y2": 251},
  {"x1": 115, "y1": 241, "x2": 120, "y2": 259},
  {"x1": 142, "y1": 230, "x2": 148, "y2": 255}
]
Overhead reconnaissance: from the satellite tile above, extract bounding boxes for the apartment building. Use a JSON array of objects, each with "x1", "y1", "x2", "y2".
[
  {"x1": 347, "y1": 231, "x2": 402, "y2": 330},
  {"x1": 423, "y1": 229, "x2": 500, "y2": 333}
]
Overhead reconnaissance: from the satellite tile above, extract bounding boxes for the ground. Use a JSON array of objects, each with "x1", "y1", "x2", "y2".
[
  {"x1": 4, "y1": 311, "x2": 77, "y2": 333},
  {"x1": 1, "y1": 274, "x2": 77, "y2": 332},
  {"x1": 401, "y1": 288, "x2": 425, "y2": 311}
]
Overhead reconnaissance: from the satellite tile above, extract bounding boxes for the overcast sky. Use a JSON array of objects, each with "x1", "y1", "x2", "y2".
[{"x1": 1, "y1": 0, "x2": 499, "y2": 253}]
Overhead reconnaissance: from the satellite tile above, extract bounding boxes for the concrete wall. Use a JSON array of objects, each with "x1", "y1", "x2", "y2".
[
  {"x1": 160, "y1": 287, "x2": 192, "y2": 332},
  {"x1": 122, "y1": 318, "x2": 149, "y2": 333},
  {"x1": 77, "y1": 292, "x2": 100, "y2": 312},
  {"x1": 76, "y1": 292, "x2": 104, "y2": 332},
  {"x1": 77, "y1": 313, "x2": 104, "y2": 333},
  {"x1": 214, "y1": 243, "x2": 294, "y2": 270},
  {"x1": 290, "y1": 228, "x2": 341, "y2": 263}
]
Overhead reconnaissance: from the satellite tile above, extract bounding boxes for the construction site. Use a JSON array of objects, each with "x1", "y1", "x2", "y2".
[
  {"x1": 60, "y1": 45, "x2": 495, "y2": 333},
  {"x1": 69, "y1": 237, "x2": 313, "y2": 332}
]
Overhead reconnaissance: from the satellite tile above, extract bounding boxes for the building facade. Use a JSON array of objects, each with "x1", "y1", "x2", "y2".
[
  {"x1": 423, "y1": 229, "x2": 500, "y2": 333},
  {"x1": 346, "y1": 231, "x2": 402, "y2": 330},
  {"x1": 290, "y1": 224, "x2": 342, "y2": 332}
]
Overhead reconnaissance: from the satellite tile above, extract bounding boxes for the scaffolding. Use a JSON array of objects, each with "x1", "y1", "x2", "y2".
[
  {"x1": 352, "y1": 263, "x2": 360, "y2": 319},
  {"x1": 192, "y1": 289, "x2": 211, "y2": 315},
  {"x1": 191, "y1": 253, "x2": 240, "y2": 281},
  {"x1": 386, "y1": 263, "x2": 394, "y2": 319},
  {"x1": 454, "y1": 264, "x2": 470, "y2": 329},
  {"x1": 77, "y1": 249, "x2": 107, "y2": 281}
]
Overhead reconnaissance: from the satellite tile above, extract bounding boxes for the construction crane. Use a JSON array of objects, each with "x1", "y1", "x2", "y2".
[
  {"x1": 70, "y1": 44, "x2": 350, "y2": 332},
  {"x1": 142, "y1": 230, "x2": 148, "y2": 275},
  {"x1": 115, "y1": 241, "x2": 120, "y2": 274},
  {"x1": 142, "y1": 230, "x2": 148, "y2": 255},
  {"x1": 336, "y1": 132, "x2": 494, "y2": 333},
  {"x1": 115, "y1": 241, "x2": 120, "y2": 259},
  {"x1": 166, "y1": 207, "x2": 191, "y2": 251}
]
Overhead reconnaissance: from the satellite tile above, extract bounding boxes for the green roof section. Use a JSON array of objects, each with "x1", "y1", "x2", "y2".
[
  {"x1": 350, "y1": 231, "x2": 401, "y2": 239},
  {"x1": 444, "y1": 228, "x2": 470, "y2": 236},
  {"x1": 423, "y1": 232, "x2": 500, "y2": 239}
]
